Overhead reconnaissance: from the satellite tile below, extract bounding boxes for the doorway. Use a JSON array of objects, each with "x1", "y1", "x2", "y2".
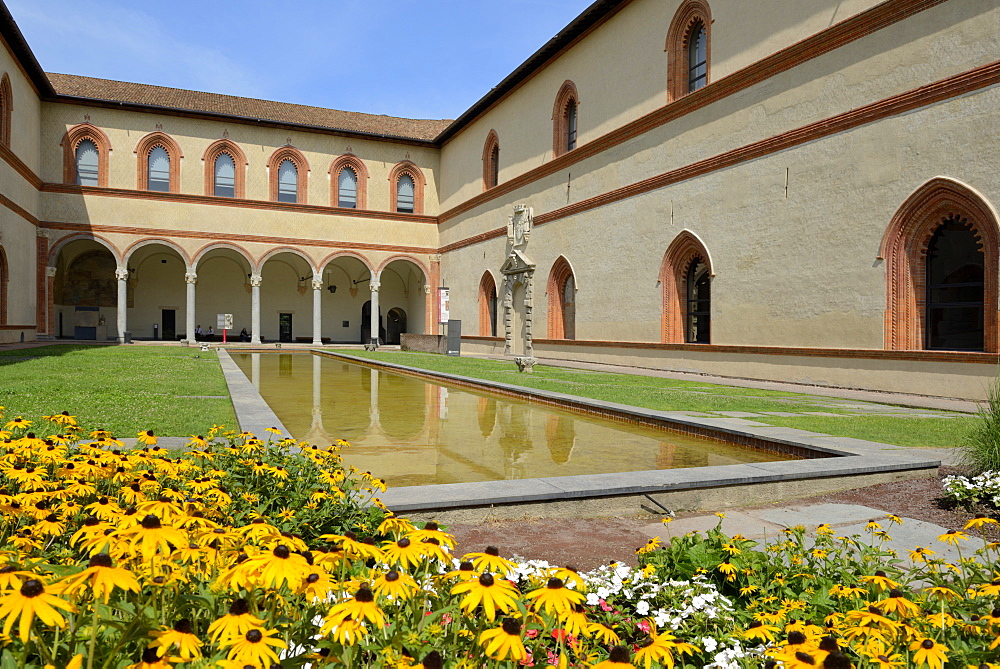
[
  {"x1": 279, "y1": 313, "x2": 293, "y2": 342},
  {"x1": 161, "y1": 309, "x2": 176, "y2": 341},
  {"x1": 386, "y1": 308, "x2": 407, "y2": 345},
  {"x1": 361, "y1": 301, "x2": 384, "y2": 345}
]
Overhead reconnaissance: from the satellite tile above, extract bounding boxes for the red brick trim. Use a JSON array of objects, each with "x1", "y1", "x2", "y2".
[
  {"x1": 546, "y1": 256, "x2": 575, "y2": 339},
  {"x1": 328, "y1": 154, "x2": 369, "y2": 210},
  {"x1": 665, "y1": 0, "x2": 712, "y2": 103},
  {"x1": 376, "y1": 254, "x2": 430, "y2": 278},
  {"x1": 0, "y1": 325, "x2": 35, "y2": 330},
  {"x1": 551, "y1": 81, "x2": 579, "y2": 158},
  {"x1": 41, "y1": 221, "x2": 436, "y2": 257},
  {"x1": 121, "y1": 237, "x2": 193, "y2": 267},
  {"x1": 438, "y1": 0, "x2": 950, "y2": 224},
  {"x1": 0, "y1": 191, "x2": 38, "y2": 225},
  {"x1": 46, "y1": 231, "x2": 123, "y2": 266},
  {"x1": 880, "y1": 177, "x2": 999, "y2": 353},
  {"x1": 317, "y1": 250, "x2": 375, "y2": 276},
  {"x1": 40, "y1": 183, "x2": 436, "y2": 224},
  {"x1": 190, "y1": 241, "x2": 257, "y2": 270},
  {"x1": 0, "y1": 73, "x2": 11, "y2": 148},
  {"x1": 527, "y1": 337, "x2": 998, "y2": 365},
  {"x1": 35, "y1": 234, "x2": 46, "y2": 333},
  {"x1": 202, "y1": 139, "x2": 247, "y2": 198},
  {"x1": 388, "y1": 161, "x2": 426, "y2": 215},
  {"x1": 482, "y1": 130, "x2": 500, "y2": 191},
  {"x1": 134, "y1": 131, "x2": 183, "y2": 193},
  {"x1": 0, "y1": 142, "x2": 42, "y2": 189},
  {"x1": 267, "y1": 146, "x2": 310, "y2": 204},
  {"x1": 256, "y1": 245, "x2": 318, "y2": 274},
  {"x1": 61, "y1": 123, "x2": 111, "y2": 187},
  {"x1": 0, "y1": 243, "x2": 7, "y2": 326},
  {"x1": 659, "y1": 230, "x2": 712, "y2": 344},
  {"x1": 439, "y1": 61, "x2": 1000, "y2": 253},
  {"x1": 478, "y1": 270, "x2": 497, "y2": 336}
]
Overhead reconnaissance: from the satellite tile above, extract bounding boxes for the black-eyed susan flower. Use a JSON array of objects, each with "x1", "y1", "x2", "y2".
[
  {"x1": 524, "y1": 577, "x2": 585, "y2": 615},
  {"x1": 149, "y1": 618, "x2": 202, "y2": 660},
  {"x1": 125, "y1": 647, "x2": 171, "y2": 669},
  {"x1": 221, "y1": 627, "x2": 287, "y2": 666},
  {"x1": 380, "y1": 537, "x2": 425, "y2": 570},
  {"x1": 451, "y1": 572, "x2": 519, "y2": 621},
  {"x1": 938, "y1": 529, "x2": 970, "y2": 545},
  {"x1": 4, "y1": 418, "x2": 31, "y2": 431},
  {"x1": 442, "y1": 560, "x2": 478, "y2": 582},
  {"x1": 115, "y1": 514, "x2": 187, "y2": 560},
  {"x1": 859, "y1": 570, "x2": 898, "y2": 591},
  {"x1": 964, "y1": 514, "x2": 998, "y2": 531},
  {"x1": 245, "y1": 544, "x2": 309, "y2": 590},
  {"x1": 869, "y1": 652, "x2": 905, "y2": 669},
  {"x1": 741, "y1": 620, "x2": 780, "y2": 643},
  {"x1": 372, "y1": 570, "x2": 417, "y2": 601},
  {"x1": 909, "y1": 637, "x2": 948, "y2": 668},
  {"x1": 58, "y1": 553, "x2": 140, "y2": 603},
  {"x1": 0, "y1": 578, "x2": 73, "y2": 642},
  {"x1": 326, "y1": 585, "x2": 385, "y2": 628},
  {"x1": 592, "y1": 645, "x2": 634, "y2": 668},
  {"x1": 464, "y1": 545, "x2": 516, "y2": 575},
  {"x1": 136, "y1": 430, "x2": 157, "y2": 446},
  {"x1": 206, "y1": 599, "x2": 265, "y2": 644},
  {"x1": 877, "y1": 589, "x2": 920, "y2": 617},
  {"x1": 478, "y1": 617, "x2": 527, "y2": 662}
]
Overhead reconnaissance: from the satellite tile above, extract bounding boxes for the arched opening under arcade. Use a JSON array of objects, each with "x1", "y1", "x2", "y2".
[
  {"x1": 377, "y1": 258, "x2": 428, "y2": 344},
  {"x1": 194, "y1": 246, "x2": 253, "y2": 342},
  {"x1": 124, "y1": 241, "x2": 189, "y2": 340},
  {"x1": 259, "y1": 250, "x2": 316, "y2": 343},
  {"x1": 51, "y1": 238, "x2": 119, "y2": 340},
  {"x1": 319, "y1": 253, "x2": 373, "y2": 344}
]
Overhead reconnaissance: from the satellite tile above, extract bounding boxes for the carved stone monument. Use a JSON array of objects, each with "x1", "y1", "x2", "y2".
[{"x1": 500, "y1": 204, "x2": 536, "y2": 371}]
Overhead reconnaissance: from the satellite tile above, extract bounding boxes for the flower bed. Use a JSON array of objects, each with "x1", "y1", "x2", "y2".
[{"x1": 0, "y1": 410, "x2": 998, "y2": 668}]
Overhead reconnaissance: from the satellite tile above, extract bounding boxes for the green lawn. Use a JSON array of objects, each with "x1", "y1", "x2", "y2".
[
  {"x1": 0, "y1": 345, "x2": 236, "y2": 436},
  {"x1": 339, "y1": 350, "x2": 975, "y2": 449}
]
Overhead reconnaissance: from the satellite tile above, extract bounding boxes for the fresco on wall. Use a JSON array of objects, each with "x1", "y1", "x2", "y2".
[{"x1": 56, "y1": 250, "x2": 117, "y2": 307}]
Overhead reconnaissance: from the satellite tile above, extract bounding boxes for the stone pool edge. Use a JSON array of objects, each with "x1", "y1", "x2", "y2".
[
  {"x1": 311, "y1": 350, "x2": 940, "y2": 519},
  {"x1": 217, "y1": 349, "x2": 291, "y2": 438}
]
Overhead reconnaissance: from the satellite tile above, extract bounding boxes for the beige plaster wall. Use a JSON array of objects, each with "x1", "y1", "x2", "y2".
[
  {"x1": 39, "y1": 103, "x2": 441, "y2": 214},
  {"x1": 0, "y1": 40, "x2": 42, "y2": 175},
  {"x1": 437, "y1": 0, "x2": 888, "y2": 210},
  {"x1": 440, "y1": 2, "x2": 1000, "y2": 350}
]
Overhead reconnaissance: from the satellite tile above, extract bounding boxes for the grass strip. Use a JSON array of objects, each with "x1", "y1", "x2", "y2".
[
  {"x1": 340, "y1": 350, "x2": 974, "y2": 449},
  {"x1": 0, "y1": 344, "x2": 236, "y2": 436}
]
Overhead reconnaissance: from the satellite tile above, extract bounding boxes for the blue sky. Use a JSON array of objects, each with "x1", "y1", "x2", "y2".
[{"x1": 7, "y1": 0, "x2": 596, "y2": 120}]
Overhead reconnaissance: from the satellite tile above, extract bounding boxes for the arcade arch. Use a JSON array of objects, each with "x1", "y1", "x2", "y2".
[
  {"x1": 194, "y1": 246, "x2": 254, "y2": 343},
  {"x1": 125, "y1": 242, "x2": 189, "y2": 340},
  {"x1": 375, "y1": 257, "x2": 428, "y2": 346},
  {"x1": 50, "y1": 237, "x2": 120, "y2": 340}
]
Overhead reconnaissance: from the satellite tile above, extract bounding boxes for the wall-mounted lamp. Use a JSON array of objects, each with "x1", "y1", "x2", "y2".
[{"x1": 327, "y1": 285, "x2": 337, "y2": 293}]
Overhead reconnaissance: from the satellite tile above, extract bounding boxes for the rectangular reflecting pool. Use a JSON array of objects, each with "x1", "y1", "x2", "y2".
[{"x1": 232, "y1": 352, "x2": 795, "y2": 487}]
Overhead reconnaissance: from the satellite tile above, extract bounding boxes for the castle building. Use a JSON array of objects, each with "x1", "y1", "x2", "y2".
[{"x1": 0, "y1": 0, "x2": 997, "y2": 399}]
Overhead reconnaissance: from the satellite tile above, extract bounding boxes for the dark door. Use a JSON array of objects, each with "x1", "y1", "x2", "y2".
[
  {"x1": 361, "y1": 301, "x2": 384, "y2": 345},
  {"x1": 279, "y1": 313, "x2": 293, "y2": 342},
  {"x1": 162, "y1": 309, "x2": 176, "y2": 340},
  {"x1": 386, "y1": 308, "x2": 406, "y2": 344}
]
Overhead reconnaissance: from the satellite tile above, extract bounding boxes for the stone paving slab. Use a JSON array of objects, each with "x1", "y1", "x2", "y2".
[
  {"x1": 637, "y1": 512, "x2": 786, "y2": 541},
  {"x1": 834, "y1": 518, "x2": 962, "y2": 563},
  {"x1": 751, "y1": 503, "x2": 887, "y2": 529},
  {"x1": 216, "y1": 349, "x2": 289, "y2": 438},
  {"x1": 713, "y1": 411, "x2": 764, "y2": 417},
  {"x1": 757, "y1": 411, "x2": 803, "y2": 417}
]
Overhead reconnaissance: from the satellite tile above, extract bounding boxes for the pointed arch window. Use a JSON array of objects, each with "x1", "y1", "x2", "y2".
[
  {"x1": 330, "y1": 154, "x2": 369, "y2": 209},
  {"x1": 0, "y1": 73, "x2": 11, "y2": 148},
  {"x1": 666, "y1": 0, "x2": 712, "y2": 102},
  {"x1": 482, "y1": 131, "x2": 500, "y2": 191},
  {"x1": 479, "y1": 272, "x2": 498, "y2": 336},
  {"x1": 75, "y1": 139, "x2": 100, "y2": 186},
  {"x1": 685, "y1": 257, "x2": 711, "y2": 343},
  {"x1": 135, "y1": 132, "x2": 182, "y2": 193},
  {"x1": 62, "y1": 124, "x2": 112, "y2": 187},
  {"x1": 547, "y1": 258, "x2": 576, "y2": 340},
  {"x1": 660, "y1": 231, "x2": 713, "y2": 343},
  {"x1": 214, "y1": 153, "x2": 236, "y2": 197},
  {"x1": 551, "y1": 81, "x2": 580, "y2": 158},
  {"x1": 277, "y1": 159, "x2": 298, "y2": 203},
  {"x1": 388, "y1": 161, "x2": 426, "y2": 215},
  {"x1": 925, "y1": 218, "x2": 984, "y2": 350}
]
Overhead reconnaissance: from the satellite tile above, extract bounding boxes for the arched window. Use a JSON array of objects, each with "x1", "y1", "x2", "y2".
[
  {"x1": 330, "y1": 154, "x2": 369, "y2": 209},
  {"x1": 547, "y1": 257, "x2": 576, "y2": 340},
  {"x1": 0, "y1": 73, "x2": 12, "y2": 148},
  {"x1": 339, "y1": 167, "x2": 358, "y2": 207},
  {"x1": 666, "y1": 0, "x2": 712, "y2": 102},
  {"x1": 482, "y1": 130, "x2": 500, "y2": 191},
  {"x1": 388, "y1": 161, "x2": 426, "y2": 214},
  {"x1": 882, "y1": 178, "x2": 998, "y2": 352},
  {"x1": 147, "y1": 146, "x2": 170, "y2": 192},
  {"x1": 277, "y1": 159, "x2": 297, "y2": 203},
  {"x1": 135, "y1": 132, "x2": 182, "y2": 193},
  {"x1": 685, "y1": 257, "x2": 711, "y2": 343},
  {"x1": 214, "y1": 153, "x2": 236, "y2": 197},
  {"x1": 202, "y1": 139, "x2": 247, "y2": 198},
  {"x1": 660, "y1": 230, "x2": 713, "y2": 343},
  {"x1": 62, "y1": 124, "x2": 112, "y2": 187},
  {"x1": 268, "y1": 146, "x2": 309, "y2": 204},
  {"x1": 479, "y1": 271, "x2": 498, "y2": 336},
  {"x1": 551, "y1": 81, "x2": 580, "y2": 158},
  {"x1": 0, "y1": 244, "x2": 7, "y2": 326}
]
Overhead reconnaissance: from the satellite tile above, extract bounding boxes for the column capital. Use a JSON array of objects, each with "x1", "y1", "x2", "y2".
[
  {"x1": 370, "y1": 281, "x2": 380, "y2": 292},
  {"x1": 249, "y1": 273, "x2": 262, "y2": 287},
  {"x1": 184, "y1": 272, "x2": 197, "y2": 284},
  {"x1": 114, "y1": 268, "x2": 130, "y2": 281},
  {"x1": 36, "y1": 228, "x2": 49, "y2": 239},
  {"x1": 311, "y1": 277, "x2": 323, "y2": 291},
  {"x1": 428, "y1": 253, "x2": 442, "y2": 263},
  {"x1": 45, "y1": 265, "x2": 57, "y2": 278}
]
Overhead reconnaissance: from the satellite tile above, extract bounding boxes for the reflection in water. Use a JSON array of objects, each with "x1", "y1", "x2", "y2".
[{"x1": 232, "y1": 353, "x2": 796, "y2": 487}]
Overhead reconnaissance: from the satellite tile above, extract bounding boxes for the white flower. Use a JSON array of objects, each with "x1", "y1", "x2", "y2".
[
  {"x1": 586, "y1": 593, "x2": 600, "y2": 606},
  {"x1": 635, "y1": 600, "x2": 650, "y2": 615},
  {"x1": 702, "y1": 636, "x2": 718, "y2": 653}
]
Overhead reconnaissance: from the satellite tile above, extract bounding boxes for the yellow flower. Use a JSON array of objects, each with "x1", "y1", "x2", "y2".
[
  {"x1": 451, "y1": 572, "x2": 520, "y2": 621},
  {"x1": 207, "y1": 599, "x2": 266, "y2": 644},
  {"x1": 372, "y1": 570, "x2": 418, "y2": 601},
  {"x1": 964, "y1": 515, "x2": 998, "y2": 530},
  {"x1": 380, "y1": 537, "x2": 426, "y2": 570},
  {"x1": 0, "y1": 578, "x2": 74, "y2": 642},
  {"x1": 478, "y1": 618, "x2": 527, "y2": 662},
  {"x1": 221, "y1": 627, "x2": 287, "y2": 666},
  {"x1": 124, "y1": 647, "x2": 171, "y2": 669},
  {"x1": 592, "y1": 646, "x2": 634, "y2": 668},
  {"x1": 524, "y1": 577, "x2": 586, "y2": 615},
  {"x1": 877, "y1": 589, "x2": 920, "y2": 617},
  {"x1": 908, "y1": 638, "x2": 948, "y2": 668},
  {"x1": 588, "y1": 622, "x2": 621, "y2": 645},
  {"x1": 938, "y1": 530, "x2": 969, "y2": 545},
  {"x1": 463, "y1": 546, "x2": 516, "y2": 575},
  {"x1": 741, "y1": 621, "x2": 780, "y2": 643},
  {"x1": 58, "y1": 554, "x2": 140, "y2": 603},
  {"x1": 137, "y1": 430, "x2": 157, "y2": 446},
  {"x1": 149, "y1": 618, "x2": 202, "y2": 660},
  {"x1": 325, "y1": 585, "x2": 386, "y2": 629},
  {"x1": 115, "y1": 514, "x2": 187, "y2": 560}
]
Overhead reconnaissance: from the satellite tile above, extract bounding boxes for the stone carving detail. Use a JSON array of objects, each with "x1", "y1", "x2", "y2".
[
  {"x1": 500, "y1": 205, "x2": 535, "y2": 361},
  {"x1": 184, "y1": 272, "x2": 197, "y2": 284},
  {"x1": 45, "y1": 266, "x2": 57, "y2": 278},
  {"x1": 114, "y1": 268, "x2": 130, "y2": 282},
  {"x1": 507, "y1": 204, "x2": 532, "y2": 248},
  {"x1": 370, "y1": 281, "x2": 380, "y2": 292},
  {"x1": 311, "y1": 277, "x2": 323, "y2": 291},
  {"x1": 249, "y1": 274, "x2": 262, "y2": 287}
]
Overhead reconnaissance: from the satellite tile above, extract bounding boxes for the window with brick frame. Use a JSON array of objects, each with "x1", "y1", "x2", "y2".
[
  {"x1": 666, "y1": 0, "x2": 712, "y2": 102},
  {"x1": 268, "y1": 146, "x2": 309, "y2": 204},
  {"x1": 479, "y1": 271, "x2": 498, "y2": 336},
  {"x1": 62, "y1": 124, "x2": 112, "y2": 187},
  {"x1": 388, "y1": 161, "x2": 426, "y2": 214},
  {"x1": 329, "y1": 154, "x2": 369, "y2": 209},
  {"x1": 482, "y1": 130, "x2": 500, "y2": 190},
  {"x1": 551, "y1": 81, "x2": 580, "y2": 158},
  {"x1": 202, "y1": 139, "x2": 247, "y2": 198},
  {"x1": 546, "y1": 256, "x2": 576, "y2": 340},
  {"x1": 135, "y1": 132, "x2": 182, "y2": 193},
  {"x1": 0, "y1": 73, "x2": 11, "y2": 148},
  {"x1": 660, "y1": 230, "x2": 713, "y2": 343}
]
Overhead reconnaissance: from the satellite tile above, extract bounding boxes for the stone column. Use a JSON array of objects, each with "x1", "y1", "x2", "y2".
[
  {"x1": 250, "y1": 273, "x2": 262, "y2": 344},
  {"x1": 368, "y1": 281, "x2": 380, "y2": 349},
  {"x1": 115, "y1": 268, "x2": 129, "y2": 343},
  {"x1": 251, "y1": 352, "x2": 261, "y2": 391},
  {"x1": 44, "y1": 266, "x2": 56, "y2": 338},
  {"x1": 311, "y1": 275, "x2": 323, "y2": 345},
  {"x1": 184, "y1": 272, "x2": 197, "y2": 343},
  {"x1": 369, "y1": 368, "x2": 380, "y2": 427},
  {"x1": 311, "y1": 354, "x2": 324, "y2": 434}
]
